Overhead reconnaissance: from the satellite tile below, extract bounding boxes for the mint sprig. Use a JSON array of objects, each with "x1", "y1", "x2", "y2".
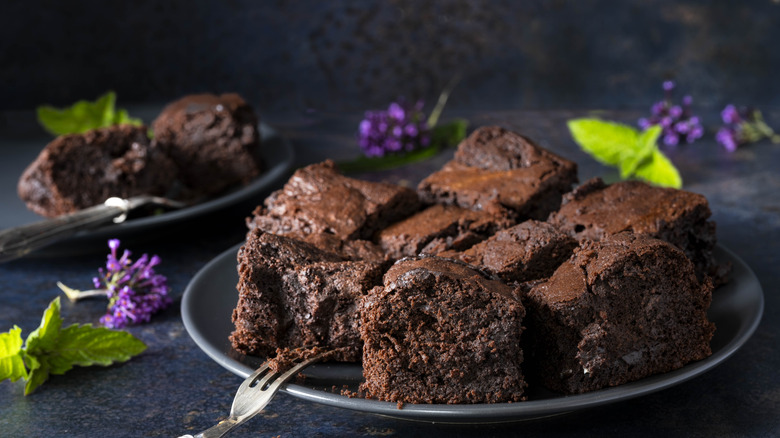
[
  {"x1": 36, "y1": 91, "x2": 142, "y2": 136},
  {"x1": 0, "y1": 327, "x2": 26, "y2": 383},
  {"x1": 568, "y1": 118, "x2": 682, "y2": 189},
  {"x1": 0, "y1": 297, "x2": 147, "y2": 395}
]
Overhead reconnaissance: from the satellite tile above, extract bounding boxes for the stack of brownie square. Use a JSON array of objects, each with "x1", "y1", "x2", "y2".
[{"x1": 230, "y1": 125, "x2": 722, "y2": 403}]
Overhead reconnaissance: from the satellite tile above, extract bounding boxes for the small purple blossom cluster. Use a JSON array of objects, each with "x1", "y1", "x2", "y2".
[
  {"x1": 358, "y1": 100, "x2": 431, "y2": 157},
  {"x1": 716, "y1": 105, "x2": 746, "y2": 152},
  {"x1": 639, "y1": 81, "x2": 704, "y2": 147},
  {"x1": 93, "y1": 239, "x2": 171, "y2": 329},
  {"x1": 716, "y1": 105, "x2": 780, "y2": 152}
]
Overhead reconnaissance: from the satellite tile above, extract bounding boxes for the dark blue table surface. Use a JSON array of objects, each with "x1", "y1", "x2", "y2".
[{"x1": 1, "y1": 108, "x2": 778, "y2": 437}]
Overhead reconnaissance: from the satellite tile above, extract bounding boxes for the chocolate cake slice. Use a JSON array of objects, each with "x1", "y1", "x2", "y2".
[
  {"x1": 17, "y1": 124, "x2": 177, "y2": 217},
  {"x1": 359, "y1": 257, "x2": 527, "y2": 404},
  {"x1": 247, "y1": 160, "x2": 421, "y2": 243},
  {"x1": 451, "y1": 220, "x2": 578, "y2": 285},
  {"x1": 547, "y1": 177, "x2": 729, "y2": 285},
  {"x1": 377, "y1": 204, "x2": 514, "y2": 260},
  {"x1": 152, "y1": 93, "x2": 263, "y2": 198},
  {"x1": 525, "y1": 232, "x2": 715, "y2": 394},
  {"x1": 418, "y1": 126, "x2": 578, "y2": 220},
  {"x1": 230, "y1": 229, "x2": 386, "y2": 362}
]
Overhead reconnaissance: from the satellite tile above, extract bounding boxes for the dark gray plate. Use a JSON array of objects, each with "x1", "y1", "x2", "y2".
[
  {"x1": 181, "y1": 243, "x2": 764, "y2": 424},
  {"x1": 0, "y1": 124, "x2": 294, "y2": 256}
]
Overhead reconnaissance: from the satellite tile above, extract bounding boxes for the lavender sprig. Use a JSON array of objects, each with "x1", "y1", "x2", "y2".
[
  {"x1": 342, "y1": 85, "x2": 467, "y2": 174},
  {"x1": 638, "y1": 81, "x2": 704, "y2": 147},
  {"x1": 58, "y1": 239, "x2": 171, "y2": 329},
  {"x1": 716, "y1": 105, "x2": 780, "y2": 152},
  {"x1": 358, "y1": 100, "x2": 431, "y2": 158}
]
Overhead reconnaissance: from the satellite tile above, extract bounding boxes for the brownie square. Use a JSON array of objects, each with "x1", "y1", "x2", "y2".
[
  {"x1": 18, "y1": 124, "x2": 177, "y2": 217},
  {"x1": 452, "y1": 220, "x2": 578, "y2": 284},
  {"x1": 230, "y1": 229, "x2": 385, "y2": 362},
  {"x1": 547, "y1": 177, "x2": 729, "y2": 285},
  {"x1": 359, "y1": 257, "x2": 527, "y2": 404},
  {"x1": 525, "y1": 232, "x2": 715, "y2": 394},
  {"x1": 152, "y1": 93, "x2": 263, "y2": 198},
  {"x1": 376, "y1": 204, "x2": 514, "y2": 260},
  {"x1": 247, "y1": 160, "x2": 421, "y2": 242},
  {"x1": 296, "y1": 232, "x2": 387, "y2": 262},
  {"x1": 418, "y1": 126, "x2": 578, "y2": 220}
]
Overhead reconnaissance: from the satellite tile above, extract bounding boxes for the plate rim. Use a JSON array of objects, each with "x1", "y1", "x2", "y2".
[{"x1": 181, "y1": 242, "x2": 764, "y2": 423}]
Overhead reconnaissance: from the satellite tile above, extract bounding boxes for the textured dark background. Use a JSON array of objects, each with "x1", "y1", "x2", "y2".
[{"x1": 2, "y1": 0, "x2": 779, "y2": 113}]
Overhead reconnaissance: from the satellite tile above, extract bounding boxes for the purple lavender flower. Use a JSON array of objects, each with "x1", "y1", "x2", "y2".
[
  {"x1": 716, "y1": 126, "x2": 739, "y2": 152},
  {"x1": 639, "y1": 81, "x2": 704, "y2": 146},
  {"x1": 716, "y1": 104, "x2": 780, "y2": 152},
  {"x1": 93, "y1": 239, "x2": 171, "y2": 329},
  {"x1": 358, "y1": 99, "x2": 431, "y2": 158}
]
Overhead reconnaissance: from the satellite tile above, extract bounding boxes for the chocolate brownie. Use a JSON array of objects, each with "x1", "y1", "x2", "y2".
[
  {"x1": 297, "y1": 232, "x2": 386, "y2": 262},
  {"x1": 247, "y1": 160, "x2": 421, "y2": 242},
  {"x1": 451, "y1": 220, "x2": 578, "y2": 285},
  {"x1": 525, "y1": 232, "x2": 715, "y2": 394},
  {"x1": 547, "y1": 177, "x2": 729, "y2": 285},
  {"x1": 17, "y1": 124, "x2": 177, "y2": 217},
  {"x1": 152, "y1": 93, "x2": 263, "y2": 198},
  {"x1": 418, "y1": 126, "x2": 578, "y2": 220},
  {"x1": 377, "y1": 204, "x2": 514, "y2": 260},
  {"x1": 230, "y1": 229, "x2": 385, "y2": 362},
  {"x1": 359, "y1": 257, "x2": 527, "y2": 404}
]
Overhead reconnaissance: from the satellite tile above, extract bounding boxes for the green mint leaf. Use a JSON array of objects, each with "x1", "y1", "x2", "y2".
[
  {"x1": 114, "y1": 108, "x2": 143, "y2": 127},
  {"x1": 569, "y1": 118, "x2": 682, "y2": 188},
  {"x1": 36, "y1": 91, "x2": 141, "y2": 136},
  {"x1": 633, "y1": 149, "x2": 683, "y2": 189},
  {"x1": 430, "y1": 119, "x2": 468, "y2": 150},
  {"x1": 24, "y1": 362, "x2": 50, "y2": 395},
  {"x1": 567, "y1": 118, "x2": 640, "y2": 166},
  {"x1": 5, "y1": 297, "x2": 147, "y2": 395},
  {"x1": 46, "y1": 324, "x2": 146, "y2": 375},
  {"x1": 0, "y1": 326, "x2": 27, "y2": 382},
  {"x1": 24, "y1": 297, "x2": 64, "y2": 355},
  {"x1": 619, "y1": 125, "x2": 662, "y2": 178},
  {"x1": 338, "y1": 144, "x2": 441, "y2": 174}
]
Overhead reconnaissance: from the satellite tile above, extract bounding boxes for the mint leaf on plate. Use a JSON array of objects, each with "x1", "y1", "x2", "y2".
[
  {"x1": 568, "y1": 118, "x2": 682, "y2": 189},
  {"x1": 37, "y1": 91, "x2": 142, "y2": 136}
]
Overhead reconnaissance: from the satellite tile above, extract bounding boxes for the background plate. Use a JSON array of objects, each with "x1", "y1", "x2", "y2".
[
  {"x1": 181, "y1": 243, "x2": 764, "y2": 424},
  {"x1": 0, "y1": 123, "x2": 294, "y2": 256}
]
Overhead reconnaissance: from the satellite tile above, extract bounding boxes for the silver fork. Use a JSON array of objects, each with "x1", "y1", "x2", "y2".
[
  {"x1": 0, "y1": 195, "x2": 187, "y2": 263},
  {"x1": 179, "y1": 351, "x2": 330, "y2": 438}
]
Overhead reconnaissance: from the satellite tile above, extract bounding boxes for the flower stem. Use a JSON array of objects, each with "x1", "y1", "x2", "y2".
[
  {"x1": 56, "y1": 281, "x2": 107, "y2": 302},
  {"x1": 427, "y1": 74, "x2": 461, "y2": 128}
]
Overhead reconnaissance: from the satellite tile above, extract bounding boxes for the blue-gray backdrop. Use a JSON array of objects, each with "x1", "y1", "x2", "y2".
[{"x1": 2, "y1": 0, "x2": 778, "y2": 112}]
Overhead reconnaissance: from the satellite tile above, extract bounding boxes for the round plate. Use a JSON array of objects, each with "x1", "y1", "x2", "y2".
[
  {"x1": 181, "y1": 243, "x2": 764, "y2": 423},
  {"x1": 0, "y1": 123, "x2": 294, "y2": 255}
]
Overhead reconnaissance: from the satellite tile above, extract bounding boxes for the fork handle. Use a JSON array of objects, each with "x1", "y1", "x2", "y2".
[
  {"x1": 180, "y1": 416, "x2": 242, "y2": 438},
  {"x1": 0, "y1": 198, "x2": 129, "y2": 263}
]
